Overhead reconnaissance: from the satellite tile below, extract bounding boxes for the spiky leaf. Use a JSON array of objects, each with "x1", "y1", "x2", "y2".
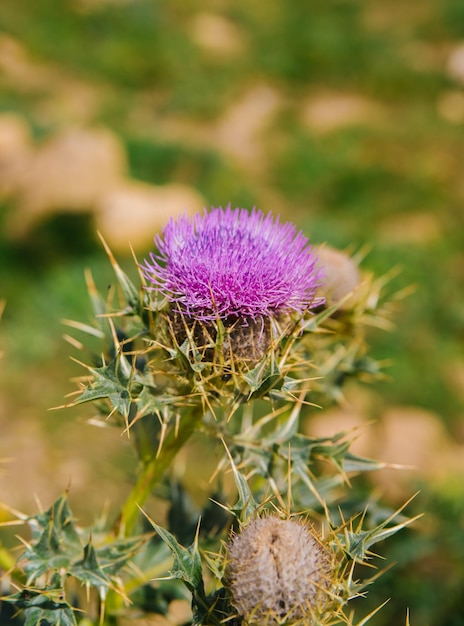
[
  {"x1": 345, "y1": 501, "x2": 419, "y2": 562},
  {"x1": 70, "y1": 541, "x2": 112, "y2": 592},
  {"x1": 242, "y1": 356, "x2": 280, "y2": 396},
  {"x1": 96, "y1": 535, "x2": 148, "y2": 576},
  {"x1": 74, "y1": 358, "x2": 133, "y2": 418},
  {"x1": 146, "y1": 520, "x2": 205, "y2": 597},
  {"x1": 31, "y1": 494, "x2": 81, "y2": 547},
  {"x1": 4, "y1": 587, "x2": 76, "y2": 626}
]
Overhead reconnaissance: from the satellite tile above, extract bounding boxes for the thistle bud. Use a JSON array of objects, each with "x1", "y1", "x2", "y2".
[
  {"x1": 315, "y1": 245, "x2": 361, "y2": 308},
  {"x1": 225, "y1": 516, "x2": 333, "y2": 625}
]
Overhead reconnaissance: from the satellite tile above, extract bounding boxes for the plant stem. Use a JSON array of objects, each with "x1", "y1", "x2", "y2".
[{"x1": 117, "y1": 405, "x2": 203, "y2": 537}]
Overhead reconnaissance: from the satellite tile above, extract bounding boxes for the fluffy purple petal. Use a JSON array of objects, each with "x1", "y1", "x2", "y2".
[{"x1": 141, "y1": 206, "x2": 323, "y2": 321}]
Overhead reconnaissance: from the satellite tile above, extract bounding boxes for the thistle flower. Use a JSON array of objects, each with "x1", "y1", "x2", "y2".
[
  {"x1": 141, "y1": 206, "x2": 323, "y2": 323},
  {"x1": 225, "y1": 516, "x2": 333, "y2": 625}
]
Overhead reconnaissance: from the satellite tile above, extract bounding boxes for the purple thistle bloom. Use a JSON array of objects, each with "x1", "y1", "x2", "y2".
[{"x1": 141, "y1": 206, "x2": 323, "y2": 322}]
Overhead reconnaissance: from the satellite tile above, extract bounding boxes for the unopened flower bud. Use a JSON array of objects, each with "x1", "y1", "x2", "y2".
[
  {"x1": 315, "y1": 245, "x2": 361, "y2": 308},
  {"x1": 225, "y1": 516, "x2": 333, "y2": 625}
]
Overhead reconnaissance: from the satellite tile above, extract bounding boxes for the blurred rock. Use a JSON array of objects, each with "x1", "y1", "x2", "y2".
[
  {"x1": 378, "y1": 212, "x2": 442, "y2": 245},
  {"x1": 315, "y1": 245, "x2": 361, "y2": 307},
  {"x1": 309, "y1": 403, "x2": 464, "y2": 501},
  {"x1": 0, "y1": 113, "x2": 33, "y2": 200},
  {"x1": 446, "y1": 42, "x2": 464, "y2": 86},
  {"x1": 6, "y1": 126, "x2": 127, "y2": 239},
  {"x1": 402, "y1": 41, "x2": 443, "y2": 73},
  {"x1": 37, "y1": 77, "x2": 103, "y2": 126},
  {"x1": 139, "y1": 84, "x2": 281, "y2": 170},
  {"x1": 190, "y1": 13, "x2": 245, "y2": 56},
  {"x1": 306, "y1": 406, "x2": 372, "y2": 459},
  {"x1": 375, "y1": 407, "x2": 449, "y2": 470},
  {"x1": 302, "y1": 93, "x2": 383, "y2": 133},
  {"x1": 372, "y1": 407, "x2": 464, "y2": 499},
  {"x1": 0, "y1": 390, "x2": 127, "y2": 516},
  {"x1": 444, "y1": 358, "x2": 464, "y2": 405},
  {"x1": 214, "y1": 84, "x2": 281, "y2": 163},
  {"x1": 2, "y1": 117, "x2": 207, "y2": 250},
  {"x1": 96, "y1": 180, "x2": 205, "y2": 252},
  {"x1": 0, "y1": 35, "x2": 55, "y2": 92},
  {"x1": 0, "y1": 35, "x2": 103, "y2": 127},
  {"x1": 436, "y1": 90, "x2": 464, "y2": 124}
]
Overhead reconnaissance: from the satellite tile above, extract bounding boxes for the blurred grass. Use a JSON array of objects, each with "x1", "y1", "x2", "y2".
[{"x1": 1, "y1": 0, "x2": 464, "y2": 624}]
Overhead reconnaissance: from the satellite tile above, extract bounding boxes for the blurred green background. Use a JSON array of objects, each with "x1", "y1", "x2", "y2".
[{"x1": 1, "y1": 1, "x2": 464, "y2": 624}]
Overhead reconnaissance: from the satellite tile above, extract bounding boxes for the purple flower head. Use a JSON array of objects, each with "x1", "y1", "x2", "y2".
[{"x1": 141, "y1": 206, "x2": 323, "y2": 322}]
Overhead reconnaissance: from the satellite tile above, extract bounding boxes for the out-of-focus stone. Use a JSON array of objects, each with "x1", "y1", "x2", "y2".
[
  {"x1": 302, "y1": 93, "x2": 383, "y2": 133},
  {"x1": 315, "y1": 245, "x2": 361, "y2": 307},
  {"x1": 375, "y1": 407, "x2": 449, "y2": 470},
  {"x1": 0, "y1": 35, "x2": 55, "y2": 91},
  {"x1": 36, "y1": 77, "x2": 103, "y2": 126},
  {"x1": 137, "y1": 84, "x2": 281, "y2": 169},
  {"x1": 214, "y1": 84, "x2": 281, "y2": 163},
  {"x1": 0, "y1": 113, "x2": 33, "y2": 199},
  {"x1": 0, "y1": 35, "x2": 103, "y2": 127},
  {"x1": 378, "y1": 212, "x2": 442, "y2": 245},
  {"x1": 309, "y1": 403, "x2": 464, "y2": 501},
  {"x1": 96, "y1": 180, "x2": 205, "y2": 252},
  {"x1": 446, "y1": 42, "x2": 464, "y2": 86},
  {"x1": 2, "y1": 120, "x2": 206, "y2": 250},
  {"x1": 306, "y1": 407, "x2": 372, "y2": 459},
  {"x1": 7, "y1": 127, "x2": 127, "y2": 239},
  {"x1": 437, "y1": 90, "x2": 464, "y2": 124},
  {"x1": 190, "y1": 13, "x2": 245, "y2": 56},
  {"x1": 373, "y1": 406, "x2": 464, "y2": 499}
]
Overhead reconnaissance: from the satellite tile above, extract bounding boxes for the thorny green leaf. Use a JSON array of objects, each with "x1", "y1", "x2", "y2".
[
  {"x1": 10, "y1": 494, "x2": 146, "y2": 612},
  {"x1": 344, "y1": 500, "x2": 419, "y2": 562},
  {"x1": 301, "y1": 299, "x2": 347, "y2": 332},
  {"x1": 21, "y1": 496, "x2": 82, "y2": 583},
  {"x1": 23, "y1": 606, "x2": 76, "y2": 626},
  {"x1": 242, "y1": 355, "x2": 281, "y2": 397},
  {"x1": 96, "y1": 534, "x2": 150, "y2": 576},
  {"x1": 74, "y1": 358, "x2": 133, "y2": 418},
  {"x1": 342, "y1": 452, "x2": 387, "y2": 474},
  {"x1": 4, "y1": 584, "x2": 76, "y2": 626},
  {"x1": 229, "y1": 467, "x2": 259, "y2": 522},
  {"x1": 222, "y1": 444, "x2": 259, "y2": 521},
  {"x1": 179, "y1": 338, "x2": 208, "y2": 373},
  {"x1": 146, "y1": 519, "x2": 205, "y2": 597},
  {"x1": 31, "y1": 494, "x2": 81, "y2": 547},
  {"x1": 20, "y1": 524, "x2": 75, "y2": 583},
  {"x1": 281, "y1": 375, "x2": 302, "y2": 393},
  {"x1": 70, "y1": 541, "x2": 112, "y2": 592}
]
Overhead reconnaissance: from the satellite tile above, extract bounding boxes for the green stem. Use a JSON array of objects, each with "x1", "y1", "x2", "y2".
[
  {"x1": 103, "y1": 406, "x2": 202, "y2": 623},
  {"x1": 118, "y1": 405, "x2": 203, "y2": 537}
]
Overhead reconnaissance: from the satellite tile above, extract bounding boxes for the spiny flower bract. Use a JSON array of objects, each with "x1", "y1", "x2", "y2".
[{"x1": 141, "y1": 206, "x2": 323, "y2": 322}]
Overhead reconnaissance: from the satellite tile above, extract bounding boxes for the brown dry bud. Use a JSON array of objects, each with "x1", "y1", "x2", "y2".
[{"x1": 225, "y1": 516, "x2": 333, "y2": 625}]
